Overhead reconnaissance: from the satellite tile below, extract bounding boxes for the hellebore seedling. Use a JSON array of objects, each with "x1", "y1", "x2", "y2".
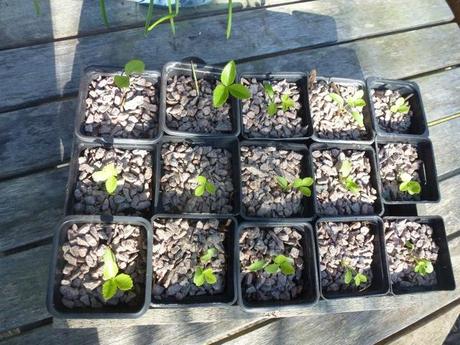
[
  {"x1": 114, "y1": 59, "x2": 145, "y2": 89},
  {"x1": 276, "y1": 176, "x2": 314, "y2": 197},
  {"x1": 281, "y1": 94, "x2": 295, "y2": 112},
  {"x1": 265, "y1": 255, "x2": 295, "y2": 275},
  {"x1": 414, "y1": 258, "x2": 434, "y2": 277},
  {"x1": 263, "y1": 82, "x2": 277, "y2": 116},
  {"x1": 194, "y1": 176, "x2": 216, "y2": 197},
  {"x1": 327, "y1": 89, "x2": 366, "y2": 127},
  {"x1": 92, "y1": 163, "x2": 119, "y2": 195},
  {"x1": 248, "y1": 259, "x2": 267, "y2": 272},
  {"x1": 399, "y1": 172, "x2": 421, "y2": 195},
  {"x1": 390, "y1": 97, "x2": 410, "y2": 114},
  {"x1": 213, "y1": 61, "x2": 251, "y2": 107},
  {"x1": 102, "y1": 248, "x2": 133, "y2": 301},
  {"x1": 342, "y1": 261, "x2": 368, "y2": 287},
  {"x1": 339, "y1": 159, "x2": 360, "y2": 194},
  {"x1": 194, "y1": 247, "x2": 218, "y2": 287}
]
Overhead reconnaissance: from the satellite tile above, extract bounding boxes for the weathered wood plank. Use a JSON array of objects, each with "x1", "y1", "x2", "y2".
[
  {"x1": 0, "y1": 0, "x2": 455, "y2": 111},
  {"x1": 0, "y1": 0, "x2": 292, "y2": 50}
]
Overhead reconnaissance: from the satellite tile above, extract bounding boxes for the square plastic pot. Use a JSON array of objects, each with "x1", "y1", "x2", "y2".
[
  {"x1": 239, "y1": 140, "x2": 316, "y2": 221},
  {"x1": 46, "y1": 215, "x2": 153, "y2": 318},
  {"x1": 307, "y1": 75, "x2": 375, "y2": 145},
  {"x1": 236, "y1": 221, "x2": 320, "y2": 312},
  {"x1": 366, "y1": 77, "x2": 428, "y2": 138},
  {"x1": 64, "y1": 140, "x2": 156, "y2": 218},
  {"x1": 376, "y1": 137, "x2": 440, "y2": 204},
  {"x1": 238, "y1": 72, "x2": 312, "y2": 141},
  {"x1": 310, "y1": 142, "x2": 384, "y2": 217},
  {"x1": 75, "y1": 66, "x2": 163, "y2": 145},
  {"x1": 150, "y1": 214, "x2": 237, "y2": 307},
  {"x1": 383, "y1": 216, "x2": 455, "y2": 295},
  {"x1": 154, "y1": 136, "x2": 241, "y2": 217},
  {"x1": 315, "y1": 216, "x2": 391, "y2": 299},
  {"x1": 159, "y1": 61, "x2": 240, "y2": 138}
]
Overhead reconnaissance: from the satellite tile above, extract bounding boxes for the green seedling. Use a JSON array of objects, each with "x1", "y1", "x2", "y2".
[
  {"x1": 276, "y1": 176, "x2": 314, "y2": 197},
  {"x1": 194, "y1": 248, "x2": 218, "y2": 287},
  {"x1": 264, "y1": 255, "x2": 295, "y2": 275},
  {"x1": 102, "y1": 248, "x2": 133, "y2": 301},
  {"x1": 399, "y1": 172, "x2": 421, "y2": 196},
  {"x1": 414, "y1": 258, "x2": 434, "y2": 277},
  {"x1": 327, "y1": 89, "x2": 366, "y2": 127},
  {"x1": 194, "y1": 176, "x2": 216, "y2": 197},
  {"x1": 281, "y1": 94, "x2": 296, "y2": 112},
  {"x1": 248, "y1": 259, "x2": 267, "y2": 272},
  {"x1": 191, "y1": 61, "x2": 200, "y2": 96},
  {"x1": 339, "y1": 159, "x2": 360, "y2": 194},
  {"x1": 341, "y1": 261, "x2": 368, "y2": 287},
  {"x1": 390, "y1": 97, "x2": 410, "y2": 114},
  {"x1": 114, "y1": 59, "x2": 145, "y2": 89},
  {"x1": 213, "y1": 61, "x2": 251, "y2": 108},
  {"x1": 92, "y1": 163, "x2": 119, "y2": 195},
  {"x1": 263, "y1": 82, "x2": 277, "y2": 116}
]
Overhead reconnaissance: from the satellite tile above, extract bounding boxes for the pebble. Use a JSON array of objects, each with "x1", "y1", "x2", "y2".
[{"x1": 371, "y1": 88, "x2": 414, "y2": 133}]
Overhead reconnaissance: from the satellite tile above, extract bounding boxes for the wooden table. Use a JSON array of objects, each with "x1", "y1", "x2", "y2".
[{"x1": 1, "y1": 0, "x2": 460, "y2": 344}]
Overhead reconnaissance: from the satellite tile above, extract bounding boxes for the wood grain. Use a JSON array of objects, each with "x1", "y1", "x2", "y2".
[{"x1": 0, "y1": 0, "x2": 454, "y2": 111}]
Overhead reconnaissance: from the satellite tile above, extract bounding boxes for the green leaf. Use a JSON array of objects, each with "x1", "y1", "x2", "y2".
[
  {"x1": 281, "y1": 94, "x2": 295, "y2": 111},
  {"x1": 354, "y1": 273, "x2": 368, "y2": 286},
  {"x1": 293, "y1": 177, "x2": 314, "y2": 188},
  {"x1": 221, "y1": 60, "x2": 236, "y2": 86},
  {"x1": 399, "y1": 181, "x2": 409, "y2": 192},
  {"x1": 200, "y1": 248, "x2": 217, "y2": 264},
  {"x1": 276, "y1": 176, "x2": 289, "y2": 190},
  {"x1": 344, "y1": 269, "x2": 353, "y2": 284},
  {"x1": 213, "y1": 84, "x2": 229, "y2": 108},
  {"x1": 351, "y1": 110, "x2": 364, "y2": 127},
  {"x1": 125, "y1": 59, "x2": 145, "y2": 76},
  {"x1": 415, "y1": 259, "x2": 433, "y2": 276},
  {"x1": 339, "y1": 160, "x2": 353, "y2": 178},
  {"x1": 103, "y1": 248, "x2": 119, "y2": 280},
  {"x1": 399, "y1": 104, "x2": 410, "y2": 114},
  {"x1": 105, "y1": 175, "x2": 118, "y2": 194},
  {"x1": 274, "y1": 255, "x2": 288, "y2": 265},
  {"x1": 298, "y1": 186, "x2": 312, "y2": 197},
  {"x1": 395, "y1": 97, "x2": 405, "y2": 106},
  {"x1": 114, "y1": 75, "x2": 130, "y2": 89},
  {"x1": 267, "y1": 102, "x2": 277, "y2": 116},
  {"x1": 345, "y1": 177, "x2": 360, "y2": 194},
  {"x1": 102, "y1": 279, "x2": 118, "y2": 301},
  {"x1": 265, "y1": 263, "x2": 280, "y2": 274},
  {"x1": 205, "y1": 182, "x2": 217, "y2": 194},
  {"x1": 390, "y1": 105, "x2": 398, "y2": 113},
  {"x1": 228, "y1": 83, "x2": 251, "y2": 99},
  {"x1": 292, "y1": 178, "x2": 303, "y2": 189},
  {"x1": 194, "y1": 185, "x2": 206, "y2": 197},
  {"x1": 353, "y1": 99, "x2": 366, "y2": 108},
  {"x1": 280, "y1": 261, "x2": 295, "y2": 275},
  {"x1": 248, "y1": 260, "x2": 266, "y2": 272},
  {"x1": 103, "y1": 163, "x2": 117, "y2": 176},
  {"x1": 196, "y1": 175, "x2": 207, "y2": 185},
  {"x1": 263, "y1": 82, "x2": 274, "y2": 99},
  {"x1": 114, "y1": 273, "x2": 133, "y2": 291},
  {"x1": 302, "y1": 177, "x2": 314, "y2": 187},
  {"x1": 203, "y1": 268, "x2": 217, "y2": 285},
  {"x1": 193, "y1": 267, "x2": 205, "y2": 286},
  {"x1": 328, "y1": 93, "x2": 344, "y2": 107},
  {"x1": 407, "y1": 181, "x2": 421, "y2": 195}
]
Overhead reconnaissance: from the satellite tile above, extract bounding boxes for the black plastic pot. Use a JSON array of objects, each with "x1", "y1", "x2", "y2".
[
  {"x1": 315, "y1": 216, "x2": 391, "y2": 299},
  {"x1": 64, "y1": 140, "x2": 156, "y2": 218},
  {"x1": 366, "y1": 77, "x2": 428, "y2": 138},
  {"x1": 310, "y1": 142, "x2": 384, "y2": 217},
  {"x1": 239, "y1": 140, "x2": 315, "y2": 221},
  {"x1": 150, "y1": 214, "x2": 237, "y2": 307},
  {"x1": 376, "y1": 137, "x2": 440, "y2": 204},
  {"x1": 383, "y1": 216, "x2": 455, "y2": 294},
  {"x1": 75, "y1": 66, "x2": 163, "y2": 145},
  {"x1": 46, "y1": 215, "x2": 153, "y2": 318},
  {"x1": 159, "y1": 61, "x2": 240, "y2": 138},
  {"x1": 238, "y1": 72, "x2": 312, "y2": 141},
  {"x1": 154, "y1": 136, "x2": 241, "y2": 216},
  {"x1": 307, "y1": 75, "x2": 375, "y2": 145},
  {"x1": 236, "y1": 221, "x2": 319, "y2": 312}
]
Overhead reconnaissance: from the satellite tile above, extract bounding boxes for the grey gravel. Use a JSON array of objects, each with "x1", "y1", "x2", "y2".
[
  {"x1": 384, "y1": 219, "x2": 438, "y2": 288},
  {"x1": 160, "y1": 143, "x2": 234, "y2": 213},
  {"x1": 371, "y1": 89, "x2": 413, "y2": 133},
  {"x1": 241, "y1": 78, "x2": 308, "y2": 138},
  {"x1": 309, "y1": 77, "x2": 369, "y2": 140},
  {"x1": 378, "y1": 143, "x2": 422, "y2": 201},
  {"x1": 166, "y1": 75, "x2": 232, "y2": 133},
  {"x1": 83, "y1": 74, "x2": 159, "y2": 139},
  {"x1": 317, "y1": 221, "x2": 374, "y2": 293},
  {"x1": 73, "y1": 147, "x2": 153, "y2": 216},
  {"x1": 152, "y1": 218, "x2": 231, "y2": 301},
  {"x1": 59, "y1": 223, "x2": 146, "y2": 309},
  {"x1": 240, "y1": 226, "x2": 305, "y2": 301},
  {"x1": 312, "y1": 148, "x2": 378, "y2": 215},
  {"x1": 240, "y1": 145, "x2": 307, "y2": 217}
]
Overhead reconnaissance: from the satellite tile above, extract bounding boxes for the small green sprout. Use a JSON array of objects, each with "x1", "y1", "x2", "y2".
[
  {"x1": 339, "y1": 159, "x2": 360, "y2": 194},
  {"x1": 194, "y1": 176, "x2": 216, "y2": 197},
  {"x1": 213, "y1": 61, "x2": 251, "y2": 108},
  {"x1": 114, "y1": 59, "x2": 145, "y2": 89},
  {"x1": 342, "y1": 261, "x2": 368, "y2": 287},
  {"x1": 248, "y1": 259, "x2": 267, "y2": 272},
  {"x1": 399, "y1": 172, "x2": 421, "y2": 195},
  {"x1": 327, "y1": 89, "x2": 366, "y2": 127},
  {"x1": 263, "y1": 82, "x2": 277, "y2": 117},
  {"x1": 414, "y1": 258, "x2": 434, "y2": 277},
  {"x1": 276, "y1": 176, "x2": 314, "y2": 197},
  {"x1": 191, "y1": 61, "x2": 200, "y2": 97},
  {"x1": 92, "y1": 163, "x2": 119, "y2": 195},
  {"x1": 281, "y1": 94, "x2": 296, "y2": 112},
  {"x1": 265, "y1": 255, "x2": 295, "y2": 275},
  {"x1": 390, "y1": 97, "x2": 410, "y2": 114},
  {"x1": 194, "y1": 248, "x2": 218, "y2": 287},
  {"x1": 102, "y1": 248, "x2": 133, "y2": 301}
]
